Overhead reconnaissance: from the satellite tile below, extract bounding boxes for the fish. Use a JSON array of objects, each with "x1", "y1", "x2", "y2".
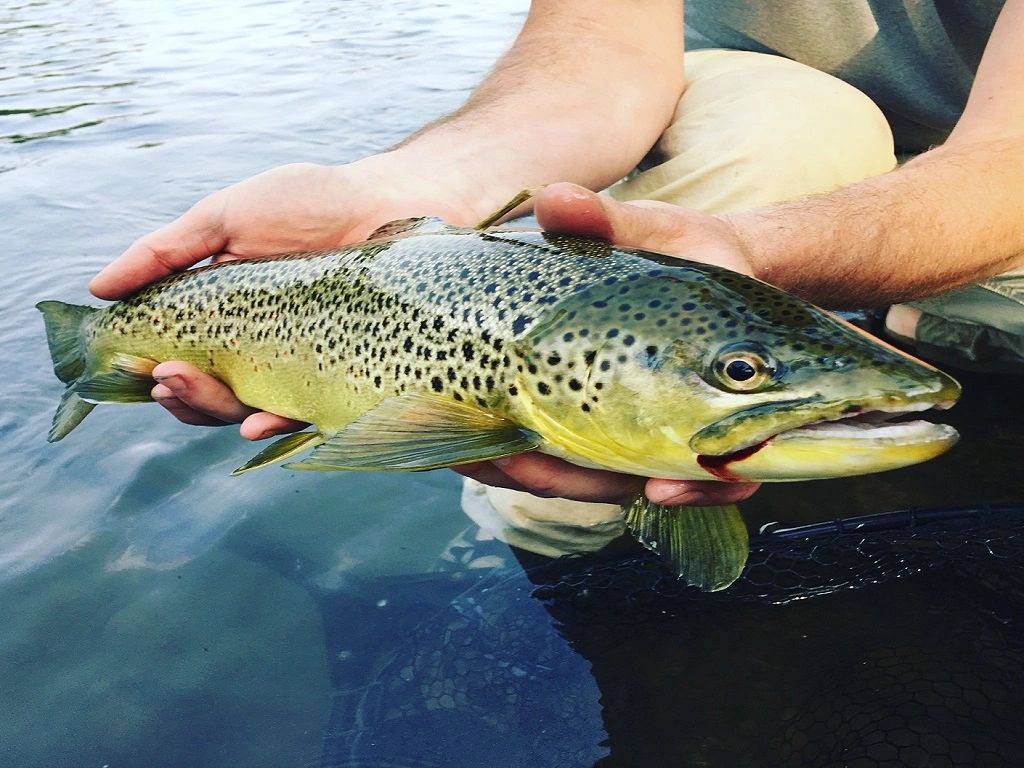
[{"x1": 37, "y1": 199, "x2": 961, "y2": 590}]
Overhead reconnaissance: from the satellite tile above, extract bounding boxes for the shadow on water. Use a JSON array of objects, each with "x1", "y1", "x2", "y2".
[{"x1": 3, "y1": 1, "x2": 1024, "y2": 767}]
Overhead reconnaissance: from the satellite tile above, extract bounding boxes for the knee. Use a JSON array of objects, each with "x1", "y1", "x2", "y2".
[
  {"x1": 614, "y1": 50, "x2": 897, "y2": 212},
  {"x1": 709, "y1": 53, "x2": 897, "y2": 194}
]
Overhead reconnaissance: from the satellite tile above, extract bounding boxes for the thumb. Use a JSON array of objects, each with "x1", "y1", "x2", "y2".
[
  {"x1": 535, "y1": 182, "x2": 754, "y2": 275},
  {"x1": 534, "y1": 182, "x2": 695, "y2": 252},
  {"x1": 90, "y1": 196, "x2": 229, "y2": 300}
]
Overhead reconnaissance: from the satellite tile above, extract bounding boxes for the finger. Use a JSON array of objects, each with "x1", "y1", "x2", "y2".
[
  {"x1": 532, "y1": 182, "x2": 614, "y2": 240},
  {"x1": 490, "y1": 453, "x2": 643, "y2": 505},
  {"x1": 150, "y1": 361, "x2": 257, "y2": 424},
  {"x1": 450, "y1": 461, "x2": 524, "y2": 490},
  {"x1": 90, "y1": 195, "x2": 229, "y2": 299},
  {"x1": 535, "y1": 182, "x2": 685, "y2": 248},
  {"x1": 239, "y1": 411, "x2": 310, "y2": 441},
  {"x1": 536, "y1": 182, "x2": 754, "y2": 275},
  {"x1": 645, "y1": 478, "x2": 761, "y2": 507},
  {"x1": 151, "y1": 386, "x2": 232, "y2": 427}
]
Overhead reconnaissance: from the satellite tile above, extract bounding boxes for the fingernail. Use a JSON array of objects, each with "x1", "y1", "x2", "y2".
[
  {"x1": 647, "y1": 482, "x2": 696, "y2": 505},
  {"x1": 153, "y1": 374, "x2": 183, "y2": 391},
  {"x1": 492, "y1": 457, "x2": 514, "y2": 469},
  {"x1": 151, "y1": 384, "x2": 173, "y2": 401}
]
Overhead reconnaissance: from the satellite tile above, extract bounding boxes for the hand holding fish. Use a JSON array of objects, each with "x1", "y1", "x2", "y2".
[
  {"x1": 451, "y1": 183, "x2": 761, "y2": 507},
  {"x1": 89, "y1": 155, "x2": 474, "y2": 438},
  {"x1": 87, "y1": 172, "x2": 761, "y2": 508},
  {"x1": 89, "y1": 157, "x2": 478, "y2": 300},
  {"x1": 46, "y1": 183, "x2": 957, "y2": 590}
]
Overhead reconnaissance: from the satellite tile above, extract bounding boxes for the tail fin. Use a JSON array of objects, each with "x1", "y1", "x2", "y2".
[{"x1": 37, "y1": 300, "x2": 98, "y2": 441}]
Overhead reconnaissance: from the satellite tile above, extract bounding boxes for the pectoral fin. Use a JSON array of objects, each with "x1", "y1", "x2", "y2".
[
  {"x1": 233, "y1": 431, "x2": 326, "y2": 475},
  {"x1": 286, "y1": 393, "x2": 540, "y2": 471},
  {"x1": 623, "y1": 498, "x2": 750, "y2": 592}
]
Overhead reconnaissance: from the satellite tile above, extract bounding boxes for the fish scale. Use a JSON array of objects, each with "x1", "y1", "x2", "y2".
[{"x1": 38, "y1": 214, "x2": 961, "y2": 590}]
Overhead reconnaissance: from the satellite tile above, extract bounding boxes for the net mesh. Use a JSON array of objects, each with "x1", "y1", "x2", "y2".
[{"x1": 320, "y1": 504, "x2": 1024, "y2": 768}]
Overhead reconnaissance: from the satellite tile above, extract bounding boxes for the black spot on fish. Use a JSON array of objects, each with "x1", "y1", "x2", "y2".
[{"x1": 511, "y1": 314, "x2": 531, "y2": 334}]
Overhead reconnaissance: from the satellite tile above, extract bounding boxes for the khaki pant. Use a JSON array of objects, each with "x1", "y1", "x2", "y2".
[{"x1": 463, "y1": 49, "x2": 1024, "y2": 555}]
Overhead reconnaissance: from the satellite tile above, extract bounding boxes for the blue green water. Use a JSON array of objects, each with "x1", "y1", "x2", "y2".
[
  {"x1": 4, "y1": 2, "x2": 1024, "y2": 767},
  {"x1": 2, "y1": 2, "x2": 525, "y2": 765}
]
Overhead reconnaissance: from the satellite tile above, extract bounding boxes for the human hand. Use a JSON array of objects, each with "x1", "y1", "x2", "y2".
[
  {"x1": 90, "y1": 155, "x2": 476, "y2": 300},
  {"x1": 90, "y1": 154, "x2": 477, "y2": 435},
  {"x1": 531, "y1": 181, "x2": 755, "y2": 276},
  {"x1": 101, "y1": 172, "x2": 759, "y2": 506}
]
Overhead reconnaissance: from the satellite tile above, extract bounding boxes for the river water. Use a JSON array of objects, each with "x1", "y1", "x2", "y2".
[{"x1": 4, "y1": 2, "x2": 1024, "y2": 767}]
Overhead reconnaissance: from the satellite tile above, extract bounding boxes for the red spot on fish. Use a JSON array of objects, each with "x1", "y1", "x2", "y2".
[{"x1": 697, "y1": 440, "x2": 769, "y2": 482}]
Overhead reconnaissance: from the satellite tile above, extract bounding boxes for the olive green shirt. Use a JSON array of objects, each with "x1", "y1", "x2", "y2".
[{"x1": 684, "y1": 1, "x2": 1006, "y2": 152}]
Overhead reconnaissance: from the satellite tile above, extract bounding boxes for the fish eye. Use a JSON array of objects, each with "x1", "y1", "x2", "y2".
[{"x1": 710, "y1": 343, "x2": 777, "y2": 392}]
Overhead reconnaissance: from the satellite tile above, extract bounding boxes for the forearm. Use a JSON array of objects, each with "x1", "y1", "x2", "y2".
[
  {"x1": 729, "y1": 136, "x2": 1024, "y2": 308},
  {"x1": 376, "y1": 1, "x2": 685, "y2": 223}
]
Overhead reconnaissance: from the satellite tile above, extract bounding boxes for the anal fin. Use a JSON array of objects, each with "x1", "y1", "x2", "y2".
[
  {"x1": 623, "y1": 498, "x2": 750, "y2": 592},
  {"x1": 233, "y1": 431, "x2": 325, "y2": 475},
  {"x1": 286, "y1": 392, "x2": 540, "y2": 472}
]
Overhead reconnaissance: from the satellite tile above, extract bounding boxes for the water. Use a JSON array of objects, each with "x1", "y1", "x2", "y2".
[{"x1": 3, "y1": 2, "x2": 1024, "y2": 767}]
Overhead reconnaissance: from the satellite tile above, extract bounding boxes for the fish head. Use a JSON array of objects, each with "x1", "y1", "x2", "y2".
[{"x1": 517, "y1": 257, "x2": 960, "y2": 481}]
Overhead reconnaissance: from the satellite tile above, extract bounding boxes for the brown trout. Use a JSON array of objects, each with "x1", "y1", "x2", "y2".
[{"x1": 38, "y1": 215, "x2": 960, "y2": 590}]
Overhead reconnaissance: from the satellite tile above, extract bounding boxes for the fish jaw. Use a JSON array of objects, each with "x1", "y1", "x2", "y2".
[
  {"x1": 697, "y1": 418, "x2": 959, "y2": 481},
  {"x1": 691, "y1": 372, "x2": 961, "y2": 482}
]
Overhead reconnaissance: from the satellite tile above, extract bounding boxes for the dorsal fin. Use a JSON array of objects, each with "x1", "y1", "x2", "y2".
[{"x1": 365, "y1": 216, "x2": 453, "y2": 241}]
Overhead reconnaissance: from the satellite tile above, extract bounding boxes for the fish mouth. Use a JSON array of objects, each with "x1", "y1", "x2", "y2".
[{"x1": 692, "y1": 387, "x2": 960, "y2": 482}]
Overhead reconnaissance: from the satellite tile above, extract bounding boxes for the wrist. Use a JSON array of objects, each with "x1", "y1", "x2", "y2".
[
  {"x1": 718, "y1": 210, "x2": 775, "y2": 286},
  {"x1": 343, "y1": 147, "x2": 495, "y2": 233}
]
